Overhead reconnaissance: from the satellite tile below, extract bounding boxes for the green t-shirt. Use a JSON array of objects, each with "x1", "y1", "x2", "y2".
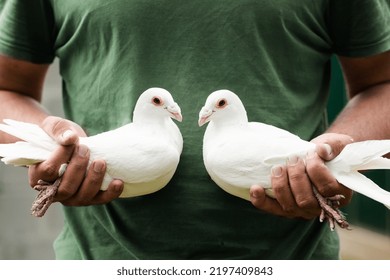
[{"x1": 1, "y1": 0, "x2": 389, "y2": 259}]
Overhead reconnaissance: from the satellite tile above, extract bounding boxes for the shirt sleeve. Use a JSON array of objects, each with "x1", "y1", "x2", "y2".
[
  {"x1": 0, "y1": 0, "x2": 55, "y2": 63},
  {"x1": 329, "y1": 0, "x2": 390, "y2": 57}
]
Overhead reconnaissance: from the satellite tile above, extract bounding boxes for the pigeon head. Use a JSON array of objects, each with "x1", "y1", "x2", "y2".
[
  {"x1": 133, "y1": 88, "x2": 183, "y2": 123},
  {"x1": 198, "y1": 90, "x2": 248, "y2": 126}
]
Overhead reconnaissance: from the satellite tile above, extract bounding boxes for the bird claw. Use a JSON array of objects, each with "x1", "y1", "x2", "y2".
[
  {"x1": 30, "y1": 164, "x2": 67, "y2": 217},
  {"x1": 312, "y1": 187, "x2": 350, "y2": 231},
  {"x1": 31, "y1": 178, "x2": 61, "y2": 217}
]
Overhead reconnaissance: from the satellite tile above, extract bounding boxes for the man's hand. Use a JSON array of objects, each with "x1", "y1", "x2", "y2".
[
  {"x1": 307, "y1": 133, "x2": 354, "y2": 207},
  {"x1": 250, "y1": 133, "x2": 354, "y2": 220},
  {"x1": 28, "y1": 116, "x2": 123, "y2": 207}
]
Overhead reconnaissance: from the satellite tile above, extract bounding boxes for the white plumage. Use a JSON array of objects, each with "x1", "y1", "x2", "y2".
[
  {"x1": 0, "y1": 88, "x2": 183, "y2": 215},
  {"x1": 199, "y1": 89, "x2": 390, "y2": 228}
]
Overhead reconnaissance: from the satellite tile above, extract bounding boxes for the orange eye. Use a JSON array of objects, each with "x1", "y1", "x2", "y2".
[
  {"x1": 217, "y1": 98, "x2": 227, "y2": 108},
  {"x1": 152, "y1": 96, "x2": 163, "y2": 106}
]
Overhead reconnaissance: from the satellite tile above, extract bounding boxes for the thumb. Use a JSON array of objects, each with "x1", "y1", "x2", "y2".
[
  {"x1": 311, "y1": 133, "x2": 354, "y2": 161},
  {"x1": 315, "y1": 143, "x2": 334, "y2": 161},
  {"x1": 41, "y1": 116, "x2": 86, "y2": 145}
]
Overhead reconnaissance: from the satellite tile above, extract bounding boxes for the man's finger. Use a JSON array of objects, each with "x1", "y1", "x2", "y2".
[
  {"x1": 28, "y1": 144, "x2": 75, "y2": 185},
  {"x1": 41, "y1": 116, "x2": 85, "y2": 145},
  {"x1": 250, "y1": 185, "x2": 289, "y2": 217},
  {"x1": 287, "y1": 156, "x2": 319, "y2": 211},
  {"x1": 54, "y1": 144, "x2": 90, "y2": 201},
  {"x1": 89, "y1": 179, "x2": 124, "y2": 205},
  {"x1": 311, "y1": 133, "x2": 354, "y2": 161},
  {"x1": 61, "y1": 159, "x2": 106, "y2": 206}
]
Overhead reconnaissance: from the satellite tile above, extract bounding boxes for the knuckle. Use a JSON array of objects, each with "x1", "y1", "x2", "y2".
[
  {"x1": 39, "y1": 162, "x2": 59, "y2": 179},
  {"x1": 288, "y1": 172, "x2": 305, "y2": 183},
  {"x1": 70, "y1": 160, "x2": 88, "y2": 174},
  {"x1": 57, "y1": 184, "x2": 76, "y2": 200},
  {"x1": 323, "y1": 180, "x2": 337, "y2": 189},
  {"x1": 306, "y1": 158, "x2": 324, "y2": 172},
  {"x1": 281, "y1": 204, "x2": 295, "y2": 214},
  {"x1": 296, "y1": 197, "x2": 317, "y2": 209},
  {"x1": 272, "y1": 183, "x2": 287, "y2": 195},
  {"x1": 87, "y1": 174, "x2": 103, "y2": 187},
  {"x1": 317, "y1": 180, "x2": 338, "y2": 196},
  {"x1": 66, "y1": 157, "x2": 89, "y2": 175}
]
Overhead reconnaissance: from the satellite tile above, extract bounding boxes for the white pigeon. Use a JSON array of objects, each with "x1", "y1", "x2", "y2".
[
  {"x1": 0, "y1": 87, "x2": 183, "y2": 217},
  {"x1": 199, "y1": 89, "x2": 390, "y2": 229}
]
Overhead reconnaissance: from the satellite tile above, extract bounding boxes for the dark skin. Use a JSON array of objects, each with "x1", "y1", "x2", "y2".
[{"x1": 1, "y1": 50, "x2": 390, "y2": 215}]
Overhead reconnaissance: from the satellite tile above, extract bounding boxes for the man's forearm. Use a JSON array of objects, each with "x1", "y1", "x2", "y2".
[
  {"x1": 0, "y1": 90, "x2": 49, "y2": 143},
  {"x1": 327, "y1": 82, "x2": 390, "y2": 141}
]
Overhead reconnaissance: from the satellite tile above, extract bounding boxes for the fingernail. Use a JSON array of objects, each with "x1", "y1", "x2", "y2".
[
  {"x1": 271, "y1": 165, "x2": 283, "y2": 177},
  {"x1": 93, "y1": 161, "x2": 105, "y2": 172},
  {"x1": 250, "y1": 187, "x2": 259, "y2": 198},
  {"x1": 78, "y1": 145, "x2": 89, "y2": 157},
  {"x1": 323, "y1": 144, "x2": 332, "y2": 156},
  {"x1": 58, "y1": 163, "x2": 68, "y2": 177},
  {"x1": 288, "y1": 155, "x2": 299, "y2": 166},
  {"x1": 62, "y1": 130, "x2": 74, "y2": 142},
  {"x1": 114, "y1": 181, "x2": 123, "y2": 193}
]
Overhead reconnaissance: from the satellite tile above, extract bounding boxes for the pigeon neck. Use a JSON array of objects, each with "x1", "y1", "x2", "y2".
[
  {"x1": 133, "y1": 112, "x2": 167, "y2": 124},
  {"x1": 213, "y1": 109, "x2": 248, "y2": 127}
]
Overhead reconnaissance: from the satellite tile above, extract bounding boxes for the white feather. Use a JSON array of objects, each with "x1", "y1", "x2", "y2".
[
  {"x1": 0, "y1": 88, "x2": 183, "y2": 198},
  {"x1": 199, "y1": 90, "x2": 390, "y2": 209}
]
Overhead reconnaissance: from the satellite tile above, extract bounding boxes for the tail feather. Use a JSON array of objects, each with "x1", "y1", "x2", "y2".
[
  {"x1": 0, "y1": 141, "x2": 49, "y2": 166},
  {"x1": 0, "y1": 119, "x2": 55, "y2": 166},
  {"x1": 335, "y1": 172, "x2": 390, "y2": 209},
  {"x1": 0, "y1": 119, "x2": 57, "y2": 151},
  {"x1": 326, "y1": 140, "x2": 390, "y2": 210},
  {"x1": 335, "y1": 140, "x2": 390, "y2": 169},
  {"x1": 358, "y1": 157, "x2": 390, "y2": 170}
]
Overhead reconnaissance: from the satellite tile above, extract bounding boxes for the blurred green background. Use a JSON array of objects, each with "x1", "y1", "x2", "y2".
[{"x1": 328, "y1": 56, "x2": 390, "y2": 235}]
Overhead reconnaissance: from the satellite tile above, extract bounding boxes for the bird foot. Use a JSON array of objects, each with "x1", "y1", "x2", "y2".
[
  {"x1": 312, "y1": 187, "x2": 350, "y2": 231},
  {"x1": 31, "y1": 178, "x2": 61, "y2": 217},
  {"x1": 30, "y1": 164, "x2": 67, "y2": 217}
]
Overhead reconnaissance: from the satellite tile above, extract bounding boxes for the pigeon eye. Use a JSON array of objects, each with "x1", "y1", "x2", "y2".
[
  {"x1": 217, "y1": 99, "x2": 227, "y2": 108},
  {"x1": 152, "y1": 97, "x2": 163, "y2": 106}
]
